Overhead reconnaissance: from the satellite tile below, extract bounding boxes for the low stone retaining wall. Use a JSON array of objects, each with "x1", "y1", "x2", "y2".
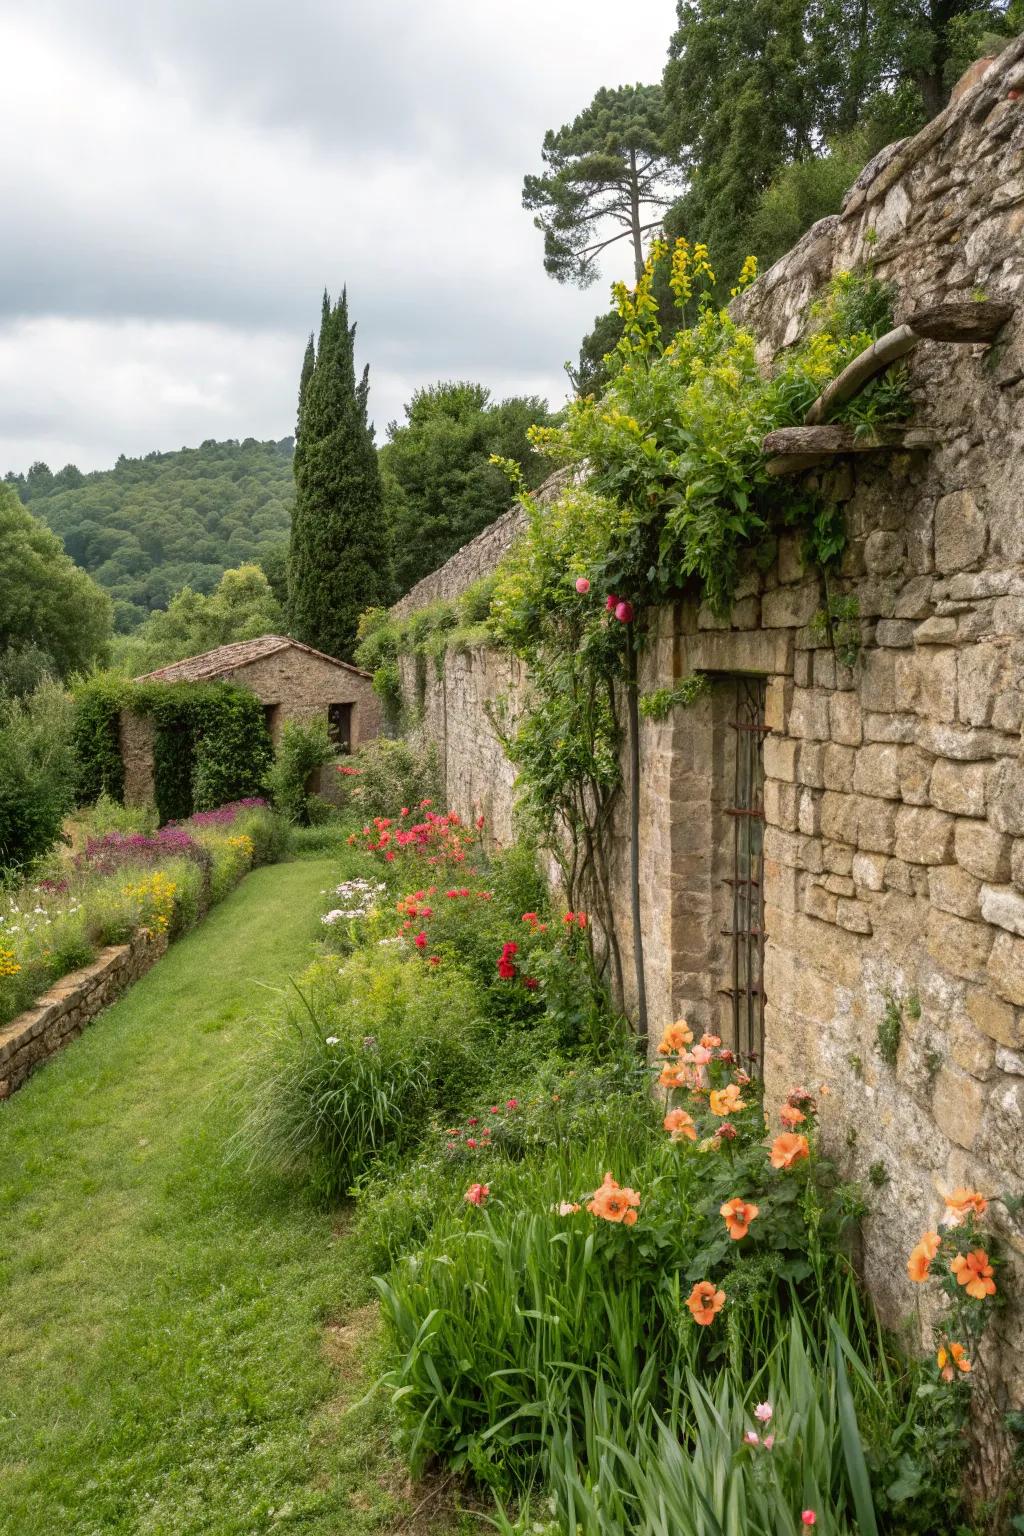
[{"x1": 0, "y1": 930, "x2": 167, "y2": 1099}]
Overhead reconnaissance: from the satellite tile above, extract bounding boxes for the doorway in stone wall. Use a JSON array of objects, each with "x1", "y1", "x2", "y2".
[{"x1": 711, "y1": 677, "x2": 767, "y2": 1070}]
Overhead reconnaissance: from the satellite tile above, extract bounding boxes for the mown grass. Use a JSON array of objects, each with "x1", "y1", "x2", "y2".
[{"x1": 0, "y1": 857, "x2": 480, "y2": 1536}]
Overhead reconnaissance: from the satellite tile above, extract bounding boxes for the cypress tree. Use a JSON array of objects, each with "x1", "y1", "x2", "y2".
[{"x1": 287, "y1": 289, "x2": 393, "y2": 659}]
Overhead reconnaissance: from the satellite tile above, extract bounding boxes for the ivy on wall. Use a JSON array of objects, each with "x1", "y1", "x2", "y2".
[{"x1": 73, "y1": 677, "x2": 273, "y2": 821}]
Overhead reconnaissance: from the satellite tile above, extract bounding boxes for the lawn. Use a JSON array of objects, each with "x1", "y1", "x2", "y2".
[{"x1": 0, "y1": 857, "x2": 478, "y2": 1536}]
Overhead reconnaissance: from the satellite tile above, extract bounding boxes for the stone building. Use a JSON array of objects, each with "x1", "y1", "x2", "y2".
[
  {"x1": 122, "y1": 634, "x2": 381, "y2": 805},
  {"x1": 394, "y1": 40, "x2": 1024, "y2": 1436}
]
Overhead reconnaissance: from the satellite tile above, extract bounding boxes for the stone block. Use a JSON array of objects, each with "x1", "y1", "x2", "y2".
[
  {"x1": 898, "y1": 747, "x2": 933, "y2": 806},
  {"x1": 788, "y1": 688, "x2": 831, "y2": 740},
  {"x1": 1013, "y1": 839, "x2": 1024, "y2": 893},
  {"x1": 934, "y1": 489, "x2": 986, "y2": 574},
  {"x1": 914, "y1": 615, "x2": 958, "y2": 644},
  {"x1": 895, "y1": 576, "x2": 935, "y2": 620},
  {"x1": 915, "y1": 648, "x2": 958, "y2": 722},
  {"x1": 958, "y1": 643, "x2": 1004, "y2": 727},
  {"x1": 932, "y1": 1064, "x2": 987, "y2": 1149},
  {"x1": 822, "y1": 744, "x2": 855, "y2": 792},
  {"x1": 928, "y1": 864, "x2": 982, "y2": 919},
  {"x1": 764, "y1": 678, "x2": 793, "y2": 733},
  {"x1": 876, "y1": 619, "x2": 915, "y2": 648},
  {"x1": 761, "y1": 582, "x2": 821, "y2": 629},
  {"x1": 853, "y1": 851, "x2": 887, "y2": 891},
  {"x1": 987, "y1": 759, "x2": 1024, "y2": 836},
  {"x1": 980, "y1": 884, "x2": 1024, "y2": 937},
  {"x1": 823, "y1": 841, "x2": 854, "y2": 875},
  {"x1": 764, "y1": 779, "x2": 800, "y2": 831},
  {"x1": 777, "y1": 533, "x2": 805, "y2": 585},
  {"x1": 955, "y1": 820, "x2": 1012, "y2": 882},
  {"x1": 804, "y1": 882, "x2": 838, "y2": 924},
  {"x1": 763, "y1": 735, "x2": 799, "y2": 782},
  {"x1": 837, "y1": 897, "x2": 872, "y2": 933},
  {"x1": 926, "y1": 907, "x2": 993, "y2": 979},
  {"x1": 822, "y1": 873, "x2": 855, "y2": 897},
  {"x1": 966, "y1": 986, "x2": 1023, "y2": 1048},
  {"x1": 988, "y1": 931, "x2": 1024, "y2": 1006},
  {"x1": 946, "y1": 1017, "x2": 995, "y2": 1079},
  {"x1": 894, "y1": 806, "x2": 954, "y2": 864},
  {"x1": 858, "y1": 797, "x2": 899, "y2": 854},
  {"x1": 916, "y1": 723, "x2": 1008, "y2": 760},
  {"x1": 929, "y1": 759, "x2": 986, "y2": 816},
  {"x1": 861, "y1": 650, "x2": 899, "y2": 712},
  {"x1": 853, "y1": 743, "x2": 901, "y2": 800},
  {"x1": 864, "y1": 529, "x2": 905, "y2": 577},
  {"x1": 820, "y1": 791, "x2": 860, "y2": 846},
  {"x1": 829, "y1": 692, "x2": 863, "y2": 746},
  {"x1": 798, "y1": 789, "x2": 822, "y2": 836},
  {"x1": 797, "y1": 742, "x2": 825, "y2": 788},
  {"x1": 865, "y1": 712, "x2": 918, "y2": 743}
]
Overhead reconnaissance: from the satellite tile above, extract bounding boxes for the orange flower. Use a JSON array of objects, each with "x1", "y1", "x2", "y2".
[
  {"x1": 779, "y1": 1103, "x2": 806, "y2": 1129},
  {"x1": 664, "y1": 1108, "x2": 697, "y2": 1142},
  {"x1": 709, "y1": 1084, "x2": 746, "y2": 1117},
  {"x1": 659, "y1": 1063, "x2": 688, "y2": 1090},
  {"x1": 950, "y1": 1249, "x2": 996, "y2": 1300},
  {"x1": 907, "y1": 1231, "x2": 941, "y2": 1282},
  {"x1": 687, "y1": 1279, "x2": 726, "y2": 1325},
  {"x1": 720, "y1": 1197, "x2": 760, "y2": 1240},
  {"x1": 943, "y1": 1188, "x2": 988, "y2": 1224},
  {"x1": 657, "y1": 1020, "x2": 693, "y2": 1055},
  {"x1": 587, "y1": 1172, "x2": 641, "y2": 1227},
  {"x1": 700, "y1": 1033, "x2": 722, "y2": 1050},
  {"x1": 937, "y1": 1342, "x2": 972, "y2": 1381},
  {"x1": 769, "y1": 1132, "x2": 809, "y2": 1170}
]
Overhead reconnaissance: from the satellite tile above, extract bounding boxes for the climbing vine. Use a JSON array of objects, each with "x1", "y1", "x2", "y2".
[{"x1": 482, "y1": 242, "x2": 910, "y2": 1029}]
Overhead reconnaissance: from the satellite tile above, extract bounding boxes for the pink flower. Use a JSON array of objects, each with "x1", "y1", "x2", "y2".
[
  {"x1": 606, "y1": 593, "x2": 618, "y2": 612},
  {"x1": 762, "y1": 1434, "x2": 775, "y2": 1450},
  {"x1": 414, "y1": 931, "x2": 428, "y2": 949},
  {"x1": 615, "y1": 600, "x2": 634, "y2": 624},
  {"x1": 802, "y1": 1513, "x2": 816, "y2": 1527},
  {"x1": 575, "y1": 577, "x2": 591, "y2": 594},
  {"x1": 464, "y1": 1183, "x2": 489, "y2": 1206},
  {"x1": 490, "y1": 1105, "x2": 500, "y2": 1114},
  {"x1": 506, "y1": 1098, "x2": 519, "y2": 1110},
  {"x1": 754, "y1": 1401, "x2": 773, "y2": 1423},
  {"x1": 743, "y1": 1430, "x2": 760, "y2": 1446},
  {"x1": 465, "y1": 1137, "x2": 478, "y2": 1148},
  {"x1": 690, "y1": 1044, "x2": 712, "y2": 1065},
  {"x1": 467, "y1": 1117, "x2": 479, "y2": 1126}
]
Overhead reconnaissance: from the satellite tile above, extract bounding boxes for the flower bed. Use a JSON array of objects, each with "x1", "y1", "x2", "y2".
[
  {"x1": 0, "y1": 798, "x2": 286, "y2": 1033},
  {"x1": 240, "y1": 804, "x2": 1016, "y2": 1534}
]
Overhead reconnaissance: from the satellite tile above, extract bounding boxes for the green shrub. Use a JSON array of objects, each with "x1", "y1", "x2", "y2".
[
  {"x1": 266, "y1": 717, "x2": 334, "y2": 825},
  {"x1": 71, "y1": 673, "x2": 128, "y2": 805},
  {"x1": 79, "y1": 791, "x2": 158, "y2": 839},
  {"x1": 0, "y1": 682, "x2": 78, "y2": 874},
  {"x1": 343, "y1": 737, "x2": 442, "y2": 821},
  {"x1": 232, "y1": 803, "x2": 289, "y2": 865},
  {"x1": 238, "y1": 950, "x2": 485, "y2": 1198}
]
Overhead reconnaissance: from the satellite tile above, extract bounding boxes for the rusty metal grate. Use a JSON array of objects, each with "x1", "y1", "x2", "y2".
[{"x1": 720, "y1": 678, "x2": 767, "y2": 1070}]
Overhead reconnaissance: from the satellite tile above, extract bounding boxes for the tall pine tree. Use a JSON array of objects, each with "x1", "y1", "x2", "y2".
[{"x1": 287, "y1": 290, "x2": 393, "y2": 659}]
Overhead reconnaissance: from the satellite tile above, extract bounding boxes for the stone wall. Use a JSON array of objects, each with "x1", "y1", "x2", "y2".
[
  {"x1": 396, "y1": 39, "x2": 1024, "y2": 1412},
  {"x1": 0, "y1": 930, "x2": 166, "y2": 1099}
]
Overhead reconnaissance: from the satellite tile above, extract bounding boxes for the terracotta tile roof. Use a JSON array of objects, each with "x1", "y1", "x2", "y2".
[{"x1": 134, "y1": 634, "x2": 372, "y2": 684}]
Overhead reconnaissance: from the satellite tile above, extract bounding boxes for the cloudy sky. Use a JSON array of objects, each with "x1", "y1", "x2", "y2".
[{"x1": 0, "y1": 0, "x2": 675, "y2": 476}]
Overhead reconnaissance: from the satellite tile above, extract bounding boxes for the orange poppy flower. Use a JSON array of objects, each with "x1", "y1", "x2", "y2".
[
  {"x1": 907, "y1": 1231, "x2": 941, "y2": 1282},
  {"x1": 587, "y1": 1172, "x2": 641, "y2": 1227},
  {"x1": 779, "y1": 1103, "x2": 806, "y2": 1129},
  {"x1": 943, "y1": 1188, "x2": 988, "y2": 1224},
  {"x1": 657, "y1": 1020, "x2": 694, "y2": 1055},
  {"x1": 709, "y1": 1084, "x2": 746, "y2": 1117},
  {"x1": 664, "y1": 1108, "x2": 697, "y2": 1142},
  {"x1": 687, "y1": 1279, "x2": 726, "y2": 1325},
  {"x1": 720, "y1": 1197, "x2": 760, "y2": 1240},
  {"x1": 937, "y1": 1342, "x2": 972, "y2": 1381},
  {"x1": 659, "y1": 1063, "x2": 688, "y2": 1090},
  {"x1": 769, "y1": 1132, "x2": 809, "y2": 1170},
  {"x1": 950, "y1": 1249, "x2": 996, "y2": 1299}
]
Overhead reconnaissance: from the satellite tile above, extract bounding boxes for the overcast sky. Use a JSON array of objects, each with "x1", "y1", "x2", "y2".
[{"x1": 0, "y1": 0, "x2": 676, "y2": 476}]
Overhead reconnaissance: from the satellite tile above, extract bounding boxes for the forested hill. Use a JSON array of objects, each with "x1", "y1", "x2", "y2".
[{"x1": 5, "y1": 437, "x2": 294, "y2": 630}]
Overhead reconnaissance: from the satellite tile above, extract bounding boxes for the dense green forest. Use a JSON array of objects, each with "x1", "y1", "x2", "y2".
[{"x1": 4, "y1": 438, "x2": 294, "y2": 631}]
